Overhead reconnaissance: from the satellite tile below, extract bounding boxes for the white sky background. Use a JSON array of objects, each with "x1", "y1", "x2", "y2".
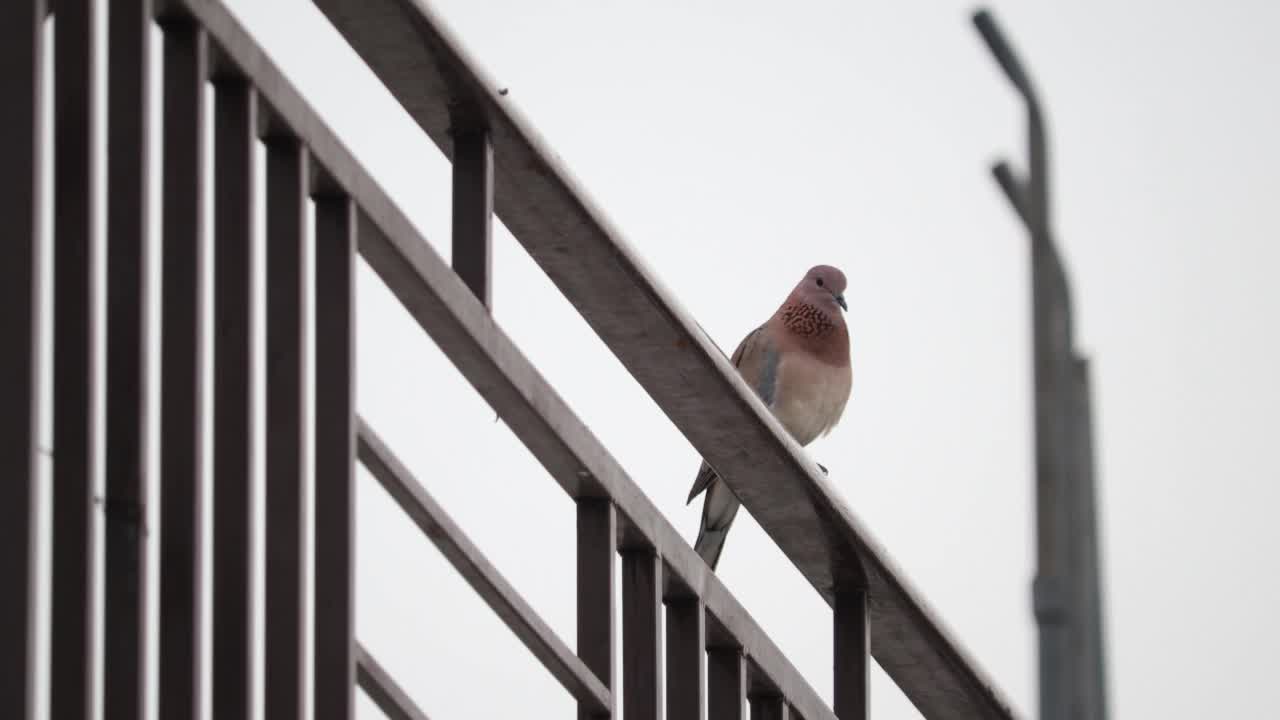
[
  {"x1": 27, "y1": 1, "x2": 1279, "y2": 719},
  {"x1": 218, "y1": 0, "x2": 1279, "y2": 718}
]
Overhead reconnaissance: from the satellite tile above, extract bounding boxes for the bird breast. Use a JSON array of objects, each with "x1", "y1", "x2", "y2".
[{"x1": 769, "y1": 352, "x2": 851, "y2": 447}]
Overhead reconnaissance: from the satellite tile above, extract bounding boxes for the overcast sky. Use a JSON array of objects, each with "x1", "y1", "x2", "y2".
[{"x1": 30, "y1": 1, "x2": 1280, "y2": 718}]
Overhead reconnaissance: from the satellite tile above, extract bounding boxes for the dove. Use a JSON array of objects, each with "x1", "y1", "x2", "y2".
[{"x1": 688, "y1": 265, "x2": 852, "y2": 569}]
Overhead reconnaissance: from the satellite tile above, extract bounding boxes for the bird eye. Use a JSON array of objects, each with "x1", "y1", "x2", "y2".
[{"x1": 815, "y1": 277, "x2": 824, "y2": 287}]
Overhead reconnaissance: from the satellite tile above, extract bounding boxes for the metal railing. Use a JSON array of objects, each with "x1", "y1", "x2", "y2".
[{"x1": 1, "y1": 0, "x2": 1024, "y2": 718}]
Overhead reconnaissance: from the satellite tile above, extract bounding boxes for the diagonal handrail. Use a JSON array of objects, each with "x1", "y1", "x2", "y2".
[
  {"x1": 356, "y1": 644, "x2": 434, "y2": 720},
  {"x1": 17, "y1": 0, "x2": 1035, "y2": 717},
  {"x1": 311, "y1": 0, "x2": 1021, "y2": 717},
  {"x1": 357, "y1": 419, "x2": 613, "y2": 715},
  {"x1": 176, "y1": 1, "x2": 837, "y2": 718}
]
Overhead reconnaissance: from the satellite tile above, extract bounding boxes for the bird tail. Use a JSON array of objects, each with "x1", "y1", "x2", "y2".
[
  {"x1": 693, "y1": 481, "x2": 741, "y2": 570},
  {"x1": 694, "y1": 522, "x2": 729, "y2": 570}
]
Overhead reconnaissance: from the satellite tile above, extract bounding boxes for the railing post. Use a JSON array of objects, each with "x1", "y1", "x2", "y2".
[
  {"x1": 313, "y1": 192, "x2": 357, "y2": 720},
  {"x1": 834, "y1": 589, "x2": 870, "y2": 720},
  {"x1": 264, "y1": 132, "x2": 309, "y2": 720},
  {"x1": 51, "y1": 1, "x2": 98, "y2": 717},
  {"x1": 622, "y1": 549, "x2": 662, "y2": 720},
  {"x1": 157, "y1": 16, "x2": 207, "y2": 718},
  {"x1": 664, "y1": 598, "x2": 705, "y2": 720},
  {"x1": 104, "y1": 1, "x2": 152, "y2": 717},
  {"x1": 708, "y1": 646, "x2": 746, "y2": 720},
  {"x1": 0, "y1": 2, "x2": 46, "y2": 718},
  {"x1": 577, "y1": 499, "x2": 616, "y2": 719},
  {"x1": 212, "y1": 72, "x2": 258, "y2": 720},
  {"x1": 748, "y1": 694, "x2": 789, "y2": 720},
  {"x1": 451, "y1": 127, "x2": 492, "y2": 308}
]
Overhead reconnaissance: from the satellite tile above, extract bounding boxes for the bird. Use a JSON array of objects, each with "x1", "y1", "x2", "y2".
[{"x1": 687, "y1": 265, "x2": 852, "y2": 570}]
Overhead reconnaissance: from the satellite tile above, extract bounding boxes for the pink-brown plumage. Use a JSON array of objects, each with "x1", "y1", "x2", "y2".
[{"x1": 688, "y1": 265, "x2": 853, "y2": 569}]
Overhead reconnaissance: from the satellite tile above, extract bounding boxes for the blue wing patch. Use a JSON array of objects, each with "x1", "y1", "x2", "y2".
[{"x1": 756, "y1": 345, "x2": 780, "y2": 406}]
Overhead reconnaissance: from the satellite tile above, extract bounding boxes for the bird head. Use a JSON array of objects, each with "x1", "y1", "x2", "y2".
[{"x1": 797, "y1": 265, "x2": 848, "y2": 312}]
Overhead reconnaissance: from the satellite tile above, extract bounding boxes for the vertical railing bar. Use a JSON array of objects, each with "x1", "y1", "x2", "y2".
[
  {"x1": 313, "y1": 190, "x2": 356, "y2": 720},
  {"x1": 622, "y1": 549, "x2": 662, "y2": 720},
  {"x1": 450, "y1": 127, "x2": 493, "y2": 309},
  {"x1": 748, "y1": 694, "x2": 789, "y2": 720},
  {"x1": 264, "y1": 131, "x2": 308, "y2": 720},
  {"x1": 211, "y1": 71, "x2": 258, "y2": 720},
  {"x1": 833, "y1": 589, "x2": 869, "y2": 720},
  {"x1": 157, "y1": 15, "x2": 207, "y2": 719},
  {"x1": 0, "y1": 2, "x2": 46, "y2": 718},
  {"x1": 664, "y1": 597, "x2": 704, "y2": 720},
  {"x1": 708, "y1": 646, "x2": 746, "y2": 720},
  {"x1": 577, "y1": 499, "x2": 616, "y2": 719},
  {"x1": 51, "y1": 0, "x2": 98, "y2": 717},
  {"x1": 103, "y1": 1, "x2": 152, "y2": 717}
]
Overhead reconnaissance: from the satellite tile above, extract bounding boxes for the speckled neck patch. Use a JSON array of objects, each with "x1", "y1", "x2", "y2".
[{"x1": 781, "y1": 302, "x2": 834, "y2": 337}]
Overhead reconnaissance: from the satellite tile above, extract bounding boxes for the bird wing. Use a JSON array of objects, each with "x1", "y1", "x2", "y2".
[{"x1": 685, "y1": 324, "x2": 778, "y2": 503}]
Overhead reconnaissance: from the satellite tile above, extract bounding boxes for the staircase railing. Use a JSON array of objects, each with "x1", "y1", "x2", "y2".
[{"x1": 0, "y1": 0, "x2": 1022, "y2": 718}]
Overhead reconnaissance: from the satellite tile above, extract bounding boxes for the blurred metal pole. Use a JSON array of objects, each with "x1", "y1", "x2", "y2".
[
  {"x1": 1073, "y1": 358, "x2": 1109, "y2": 720},
  {"x1": 972, "y1": 9, "x2": 1109, "y2": 720}
]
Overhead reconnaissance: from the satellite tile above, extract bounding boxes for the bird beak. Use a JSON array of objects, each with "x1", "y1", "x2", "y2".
[{"x1": 835, "y1": 293, "x2": 847, "y2": 311}]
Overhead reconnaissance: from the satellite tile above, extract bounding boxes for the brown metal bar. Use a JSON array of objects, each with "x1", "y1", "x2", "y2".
[
  {"x1": 664, "y1": 597, "x2": 704, "y2": 720},
  {"x1": 313, "y1": 192, "x2": 357, "y2": 720},
  {"x1": 357, "y1": 422, "x2": 611, "y2": 714},
  {"x1": 577, "y1": 499, "x2": 616, "y2": 719},
  {"x1": 51, "y1": 0, "x2": 97, "y2": 717},
  {"x1": 833, "y1": 590, "x2": 869, "y2": 720},
  {"x1": 356, "y1": 644, "x2": 433, "y2": 720},
  {"x1": 212, "y1": 73, "x2": 257, "y2": 720},
  {"x1": 750, "y1": 694, "x2": 789, "y2": 720},
  {"x1": 708, "y1": 647, "x2": 746, "y2": 720},
  {"x1": 156, "y1": 17, "x2": 206, "y2": 718},
  {"x1": 168, "y1": 6, "x2": 832, "y2": 718},
  {"x1": 450, "y1": 128, "x2": 492, "y2": 308},
  {"x1": 0, "y1": 2, "x2": 45, "y2": 718},
  {"x1": 622, "y1": 550, "x2": 662, "y2": 720},
  {"x1": 264, "y1": 133, "x2": 308, "y2": 720},
  {"x1": 103, "y1": 2, "x2": 152, "y2": 717},
  {"x1": 310, "y1": 1, "x2": 1019, "y2": 716}
]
